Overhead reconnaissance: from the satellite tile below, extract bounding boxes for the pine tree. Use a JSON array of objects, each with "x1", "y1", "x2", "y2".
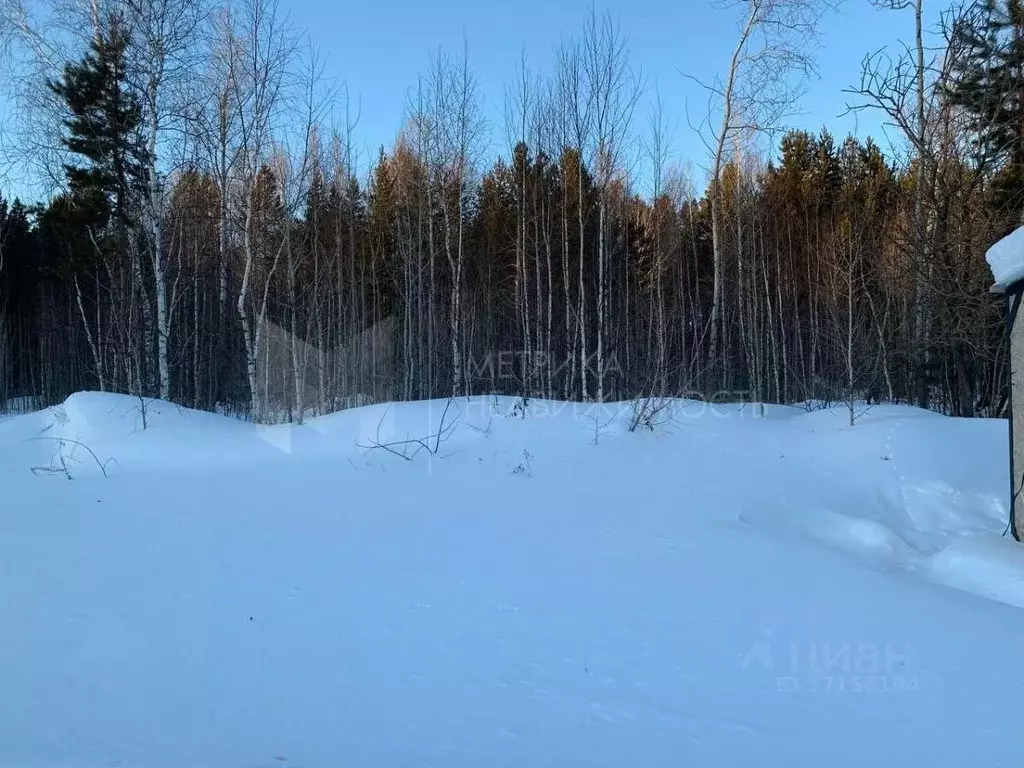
[
  {"x1": 48, "y1": 13, "x2": 148, "y2": 228},
  {"x1": 947, "y1": 0, "x2": 1024, "y2": 218}
]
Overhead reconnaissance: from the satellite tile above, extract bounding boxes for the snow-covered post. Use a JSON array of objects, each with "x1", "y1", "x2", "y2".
[
  {"x1": 0, "y1": 229, "x2": 7, "y2": 407},
  {"x1": 986, "y1": 227, "x2": 1024, "y2": 542}
]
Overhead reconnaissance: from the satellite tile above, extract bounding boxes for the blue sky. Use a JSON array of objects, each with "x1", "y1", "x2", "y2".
[
  {"x1": 287, "y1": 0, "x2": 944, "y2": 182},
  {"x1": 1, "y1": 0, "x2": 946, "y2": 202}
]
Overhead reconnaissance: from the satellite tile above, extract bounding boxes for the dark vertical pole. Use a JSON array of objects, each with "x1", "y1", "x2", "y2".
[{"x1": 1007, "y1": 290, "x2": 1022, "y2": 540}]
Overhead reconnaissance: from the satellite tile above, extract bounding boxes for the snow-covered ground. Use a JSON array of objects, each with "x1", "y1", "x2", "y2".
[{"x1": 2, "y1": 392, "x2": 1024, "y2": 767}]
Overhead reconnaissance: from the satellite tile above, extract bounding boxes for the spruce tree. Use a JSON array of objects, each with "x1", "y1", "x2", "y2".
[
  {"x1": 48, "y1": 13, "x2": 148, "y2": 229},
  {"x1": 947, "y1": 0, "x2": 1024, "y2": 218}
]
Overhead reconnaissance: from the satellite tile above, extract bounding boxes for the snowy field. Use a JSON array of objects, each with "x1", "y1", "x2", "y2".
[{"x1": 2, "y1": 392, "x2": 1024, "y2": 767}]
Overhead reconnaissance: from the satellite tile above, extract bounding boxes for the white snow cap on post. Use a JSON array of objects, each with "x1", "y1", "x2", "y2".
[{"x1": 986, "y1": 226, "x2": 1024, "y2": 293}]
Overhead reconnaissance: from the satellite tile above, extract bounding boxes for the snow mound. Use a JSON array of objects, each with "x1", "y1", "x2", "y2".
[
  {"x1": 56, "y1": 391, "x2": 231, "y2": 439},
  {"x1": 33, "y1": 392, "x2": 265, "y2": 475},
  {"x1": 8, "y1": 393, "x2": 621, "y2": 477},
  {"x1": 740, "y1": 505, "x2": 919, "y2": 567},
  {"x1": 986, "y1": 224, "x2": 1024, "y2": 291},
  {"x1": 924, "y1": 534, "x2": 1024, "y2": 609},
  {"x1": 885, "y1": 482, "x2": 1007, "y2": 553}
]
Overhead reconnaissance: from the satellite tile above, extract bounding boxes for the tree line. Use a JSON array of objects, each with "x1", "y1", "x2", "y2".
[{"x1": 0, "y1": 0, "x2": 1020, "y2": 422}]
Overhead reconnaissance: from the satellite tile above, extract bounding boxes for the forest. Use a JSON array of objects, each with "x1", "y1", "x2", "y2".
[{"x1": 0, "y1": 0, "x2": 1020, "y2": 422}]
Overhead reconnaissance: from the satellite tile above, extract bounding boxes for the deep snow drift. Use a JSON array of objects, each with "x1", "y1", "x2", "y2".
[{"x1": 2, "y1": 392, "x2": 1024, "y2": 767}]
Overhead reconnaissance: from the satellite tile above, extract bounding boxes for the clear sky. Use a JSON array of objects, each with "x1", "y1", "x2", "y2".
[
  {"x1": 285, "y1": 0, "x2": 944, "y2": 184},
  {"x1": 1, "y1": 0, "x2": 947, "y2": 202}
]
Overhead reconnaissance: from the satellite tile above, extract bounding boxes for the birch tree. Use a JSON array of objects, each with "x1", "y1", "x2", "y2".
[
  {"x1": 583, "y1": 8, "x2": 640, "y2": 401},
  {"x1": 693, "y1": 0, "x2": 832, "y2": 386},
  {"x1": 124, "y1": 0, "x2": 204, "y2": 400},
  {"x1": 276, "y1": 47, "x2": 329, "y2": 421},
  {"x1": 199, "y1": 6, "x2": 243, "y2": 402},
  {"x1": 426, "y1": 45, "x2": 484, "y2": 397},
  {"x1": 556, "y1": 38, "x2": 592, "y2": 400},
  {"x1": 229, "y1": 0, "x2": 295, "y2": 420}
]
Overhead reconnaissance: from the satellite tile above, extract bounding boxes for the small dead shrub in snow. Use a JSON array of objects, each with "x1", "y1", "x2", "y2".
[
  {"x1": 466, "y1": 413, "x2": 493, "y2": 438},
  {"x1": 357, "y1": 399, "x2": 458, "y2": 461},
  {"x1": 51, "y1": 405, "x2": 69, "y2": 427},
  {"x1": 582, "y1": 405, "x2": 618, "y2": 446},
  {"x1": 135, "y1": 394, "x2": 150, "y2": 430},
  {"x1": 628, "y1": 396, "x2": 678, "y2": 433},
  {"x1": 511, "y1": 450, "x2": 533, "y2": 477},
  {"x1": 26, "y1": 407, "x2": 114, "y2": 479},
  {"x1": 28, "y1": 436, "x2": 112, "y2": 479},
  {"x1": 507, "y1": 396, "x2": 529, "y2": 420}
]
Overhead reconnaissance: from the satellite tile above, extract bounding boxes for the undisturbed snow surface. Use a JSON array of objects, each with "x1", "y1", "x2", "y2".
[{"x1": 2, "y1": 393, "x2": 1024, "y2": 767}]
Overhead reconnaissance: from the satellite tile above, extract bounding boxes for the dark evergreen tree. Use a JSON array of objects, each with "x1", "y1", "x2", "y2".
[
  {"x1": 947, "y1": 0, "x2": 1024, "y2": 218},
  {"x1": 47, "y1": 13, "x2": 148, "y2": 228}
]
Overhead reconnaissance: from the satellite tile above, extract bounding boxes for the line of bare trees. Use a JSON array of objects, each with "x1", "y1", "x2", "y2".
[{"x1": 0, "y1": 0, "x2": 1013, "y2": 422}]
